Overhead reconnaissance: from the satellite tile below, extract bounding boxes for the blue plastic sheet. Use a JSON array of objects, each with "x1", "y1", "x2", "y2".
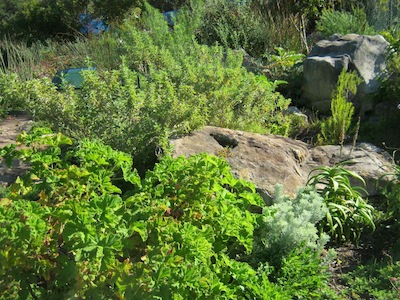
[
  {"x1": 162, "y1": 10, "x2": 178, "y2": 27},
  {"x1": 79, "y1": 14, "x2": 110, "y2": 35},
  {"x1": 52, "y1": 67, "x2": 96, "y2": 89}
]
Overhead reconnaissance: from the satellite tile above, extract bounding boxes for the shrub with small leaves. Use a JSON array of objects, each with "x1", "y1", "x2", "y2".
[{"x1": 252, "y1": 185, "x2": 334, "y2": 299}]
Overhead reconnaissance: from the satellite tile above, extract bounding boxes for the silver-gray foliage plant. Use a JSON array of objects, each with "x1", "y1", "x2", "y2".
[{"x1": 255, "y1": 185, "x2": 329, "y2": 261}]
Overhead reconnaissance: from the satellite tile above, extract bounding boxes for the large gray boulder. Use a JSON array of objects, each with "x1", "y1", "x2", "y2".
[
  {"x1": 302, "y1": 34, "x2": 389, "y2": 115},
  {"x1": 170, "y1": 126, "x2": 396, "y2": 200}
]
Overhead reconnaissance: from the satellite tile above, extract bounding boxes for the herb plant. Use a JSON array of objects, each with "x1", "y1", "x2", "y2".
[{"x1": 319, "y1": 69, "x2": 361, "y2": 146}]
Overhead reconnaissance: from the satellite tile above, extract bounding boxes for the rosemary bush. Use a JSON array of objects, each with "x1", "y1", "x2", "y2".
[{"x1": 319, "y1": 69, "x2": 361, "y2": 146}]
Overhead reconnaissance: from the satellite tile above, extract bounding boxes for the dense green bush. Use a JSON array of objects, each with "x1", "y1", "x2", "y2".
[
  {"x1": 195, "y1": 0, "x2": 272, "y2": 56},
  {"x1": 251, "y1": 185, "x2": 337, "y2": 298},
  {"x1": 20, "y1": 58, "x2": 288, "y2": 170},
  {"x1": 23, "y1": 63, "x2": 206, "y2": 172},
  {"x1": 195, "y1": 0, "x2": 306, "y2": 56},
  {"x1": 316, "y1": 7, "x2": 375, "y2": 37},
  {"x1": 1, "y1": 4, "x2": 290, "y2": 171},
  {"x1": 0, "y1": 0, "x2": 88, "y2": 41},
  {"x1": 341, "y1": 258, "x2": 400, "y2": 299},
  {"x1": 0, "y1": 128, "x2": 338, "y2": 299},
  {"x1": 0, "y1": 73, "x2": 28, "y2": 115}
]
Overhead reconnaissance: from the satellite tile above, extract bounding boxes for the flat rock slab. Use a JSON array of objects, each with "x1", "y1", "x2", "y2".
[{"x1": 171, "y1": 126, "x2": 396, "y2": 198}]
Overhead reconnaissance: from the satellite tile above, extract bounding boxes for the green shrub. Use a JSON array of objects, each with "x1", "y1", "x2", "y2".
[
  {"x1": 341, "y1": 259, "x2": 400, "y2": 299},
  {"x1": 0, "y1": 0, "x2": 88, "y2": 41},
  {"x1": 252, "y1": 185, "x2": 336, "y2": 299},
  {"x1": 316, "y1": 7, "x2": 375, "y2": 37},
  {"x1": 195, "y1": 0, "x2": 305, "y2": 56},
  {"x1": 24, "y1": 62, "x2": 206, "y2": 172},
  {"x1": 117, "y1": 4, "x2": 291, "y2": 131},
  {"x1": 15, "y1": 3, "x2": 290, "y2": 171},
  {"x1": 307, "y1": 165, "x2": 375, "y2": 244},
  {"x1": 277, "y1": 247, "x2": 339, "y2": 300},
  {"x1": 194, "y1": 0, "x2": 271, "y2": 56},
  {"x1": 0, "y1": 72, "x2": 28, "y2": 115}
]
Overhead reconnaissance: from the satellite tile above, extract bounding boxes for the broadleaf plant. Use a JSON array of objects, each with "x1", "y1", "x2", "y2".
[{"x1": 0, "y1": 128, "x2": 305, "y2": 299}]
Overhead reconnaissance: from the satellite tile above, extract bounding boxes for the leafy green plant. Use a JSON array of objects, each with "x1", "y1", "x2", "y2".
[
  {"x1": 319, "y1": 69, "x2": 361, "y2": 146},
  {"x1": 195, "y1": 0, "x2": 306, "y2": 56},
  {"x1": 0, "y1": 128, "x2": 299, "y2": 299},
  {"x1": 0, "y1": 72, "x2": 28, "y2": 115},
  {"x1": 263, "y1": 47, "x2": 305, "y2": 81},
  {"x1": 307, "y1": 165, "x2": 375, "y2": 243},
  {"x1": 0, "y1": 128, "x2": 343, "y2": 299},
  {"x1": 252, "y1": 185, "x2": 337, "y2": 299},
  {"x1": 0, "y1": 0, "x2": 89, "y2": 41},
  {"x1": 0, "y1": 128, "x2": 141, "y2": 298},
  {"x1": 277, "y1": 247, "x2": 340, "y2": 300},
  {"x1": 24, "y1": 61, "x2": 207, "y2": 172},
  {"x1": 10, "y1": 3, "x2": 291, "y2": 172}
]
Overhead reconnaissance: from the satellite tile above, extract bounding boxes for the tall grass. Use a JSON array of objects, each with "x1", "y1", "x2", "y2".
[
  {"x1": 195, "y1": 0, "x2": 306, "y2": 57},
  {"x1": 0, "y1": 38, "x2": 47, "y2": 81},
  {"x1": 0, "y1": 32, "x2": 125, "y2": 82}
]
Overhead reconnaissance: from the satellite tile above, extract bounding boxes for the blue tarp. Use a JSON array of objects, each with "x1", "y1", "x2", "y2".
[
  {"x1": 52, "y1": 67, "x2": 96, "y2": 89},
  {"x1": 162, "y1": 10, "x2": 179, "y2": 27},
  {"x1": 79, "y1": 14, "x2": 110, "y2": 35}
]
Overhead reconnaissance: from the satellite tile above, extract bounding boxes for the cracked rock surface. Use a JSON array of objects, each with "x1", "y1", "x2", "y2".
[{"x1": 171, "y1": 126, "x2": 396, "y2": 198}]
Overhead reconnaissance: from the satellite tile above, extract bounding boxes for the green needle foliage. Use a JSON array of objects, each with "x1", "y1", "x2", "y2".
[
  {"x1": 319, "y1": 68, "x2": 361, "y2": 146},
  {"x1": 0, "y1": 3, "x2": 291, "y2": 172},
  {"x1": 307, "y1": 165, "x2": 375, "y2": 244},
  {"x1": 316, "y1": 7, "x2": 375, "y2": 37}
]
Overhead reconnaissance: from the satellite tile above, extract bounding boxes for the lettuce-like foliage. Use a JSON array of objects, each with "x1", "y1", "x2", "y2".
[{"x1": 0, "y1": 129, "x2": 294, "y2": 299}]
